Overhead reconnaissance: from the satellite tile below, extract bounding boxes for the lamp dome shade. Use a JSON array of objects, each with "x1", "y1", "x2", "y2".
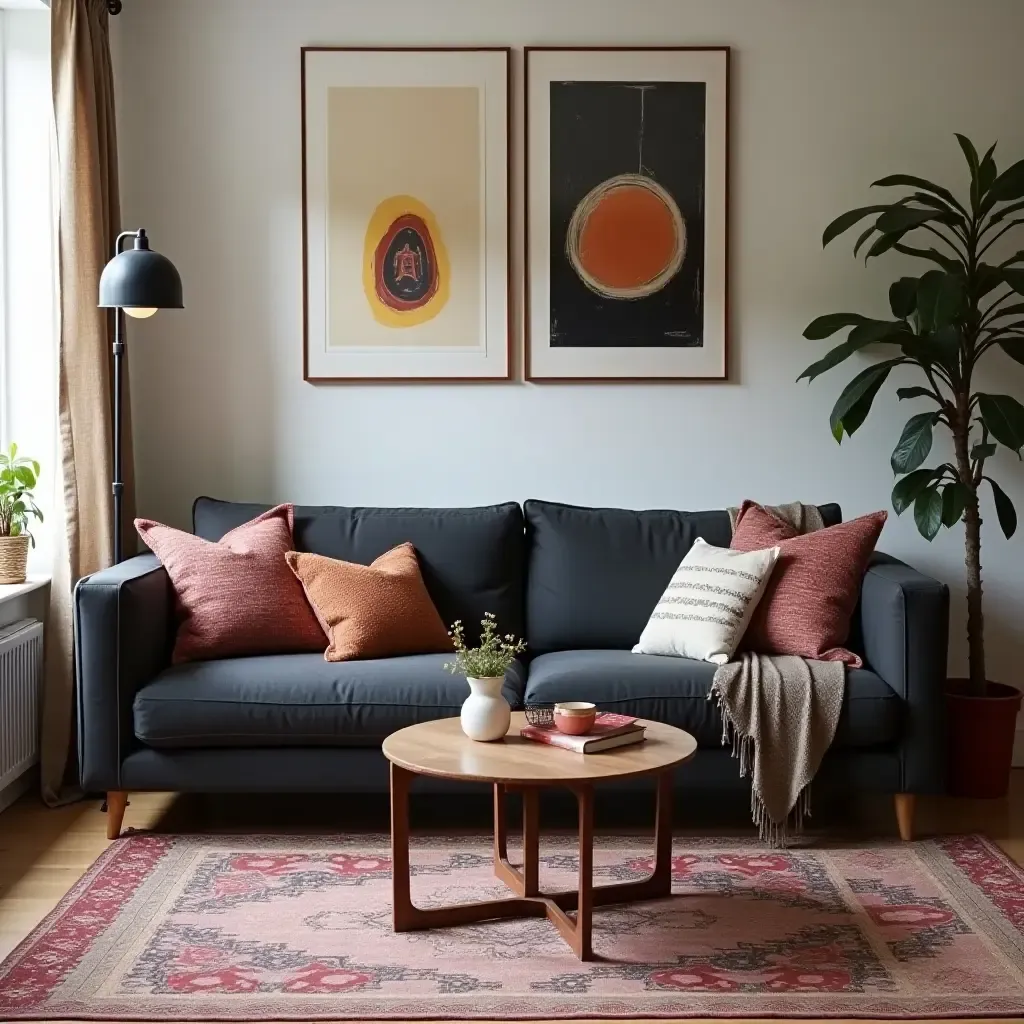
[{"x1": 98, "y1": 230, "x2": 183, "y2": 310}]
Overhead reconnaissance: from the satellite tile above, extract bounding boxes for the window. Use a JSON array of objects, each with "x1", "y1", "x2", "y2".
[{"x1": 0, "y1": 3, "x2": 56, "y2": 573}]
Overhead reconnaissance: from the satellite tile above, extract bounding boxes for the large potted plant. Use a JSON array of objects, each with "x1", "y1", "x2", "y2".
[
  {"x1": 0, "y1": 443, "x2": 43, "y2": 585},
  {"x1": 799, "y1": 135, "x2": 1024, "y2": 798}
]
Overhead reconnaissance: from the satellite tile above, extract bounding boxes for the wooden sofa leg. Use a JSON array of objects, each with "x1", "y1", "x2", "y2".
[
  {"x1": 105, "y1": 791, "x2": 129, "y2": 840},
  {"x1": 894, "y1": 793, "x2": 916, "y2": 841}
]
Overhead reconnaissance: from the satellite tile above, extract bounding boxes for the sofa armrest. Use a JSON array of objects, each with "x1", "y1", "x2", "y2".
[
  {"x1": 75, "y1": 553, "x2": 173, "y2": 791},
  {"x1": 860, "y1": 551, "x2": 949, "y2": 794}
]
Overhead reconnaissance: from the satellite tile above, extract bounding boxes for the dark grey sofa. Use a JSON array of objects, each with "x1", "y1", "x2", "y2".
[{"x1": 76, "y1": 498, "x2": 949, "y2": 838}]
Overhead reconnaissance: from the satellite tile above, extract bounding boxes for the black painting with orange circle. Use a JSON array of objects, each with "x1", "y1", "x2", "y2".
[{"x1": 549, "y1": 80, "x2": 705, "y2": 348}]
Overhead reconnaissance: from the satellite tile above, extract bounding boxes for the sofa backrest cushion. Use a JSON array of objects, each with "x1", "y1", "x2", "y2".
[
  {"x1": 523, "y1": 499, "x2": 842, "y2": 653},
  {"x1": 193, "y1": 499, "x2": 525, "y2": 641}
]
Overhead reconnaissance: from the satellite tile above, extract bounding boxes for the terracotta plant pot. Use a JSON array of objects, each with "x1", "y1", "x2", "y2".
[
  {"x1": 946, "y1": 678, "x2": 1022, "y2": 799},
  {"x1": 0, "y1": 534, "x2": 29, "y2": 585}
]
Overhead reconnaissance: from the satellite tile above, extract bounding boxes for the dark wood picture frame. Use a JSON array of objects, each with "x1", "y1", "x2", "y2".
[
  {"x1": 524, "y1": 46, "x2": 731, "y2": 383},
  {"x1": 301, "y1": 46, "x2": 513, "y2": 384}
]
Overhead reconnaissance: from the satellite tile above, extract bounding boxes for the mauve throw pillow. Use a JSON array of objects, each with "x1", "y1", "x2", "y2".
[
  {"x1": 730, "y1": 501, "x2": 887, "y2": 666},
  {"x1": 135, "y1": 504, "x2": 327, "y2": 663},
  {"x1": 286, "y1": 543, "x2": 453, "y2": 662}
]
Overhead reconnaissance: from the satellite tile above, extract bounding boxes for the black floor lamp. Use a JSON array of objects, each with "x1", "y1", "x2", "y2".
[{"x1": 98, "y1": 229, "x2": 183, "y2": 564}]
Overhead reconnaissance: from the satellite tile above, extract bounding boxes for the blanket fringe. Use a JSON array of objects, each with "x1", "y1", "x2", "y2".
[{"x1": 709, "y1": 683, "x2": 812, "y2": 848}]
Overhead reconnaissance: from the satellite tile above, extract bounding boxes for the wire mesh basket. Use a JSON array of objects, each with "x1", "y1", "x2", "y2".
[{"x1": 523, "y1": 703, "x2": 554, "y2": 727}]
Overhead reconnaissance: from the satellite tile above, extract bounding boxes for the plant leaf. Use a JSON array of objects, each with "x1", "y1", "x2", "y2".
[
  {"x1": 889, "y1": 276, "x2": 919, "y2": 319},
  {"x1": 999, "y1": 338, "x2": 1024, "y2": 366},
  {"x1": 990, "y1": 158, "x2": 1024, "y2": 203},
  {"x1": 822, "y1": 205, "x2": 890, "y2": 248},
  {"x1": 797, "y1": 321, "x2": 907, "y2": 383},
  {"x1": 865, "y1": 231, "x2": 905, "y2": 261},
  {"x1": 975, "y1": 263, "x2": 1006, "y2": 300},
  {"x1": 891, "y1": 412, "x2": 940, "y2": 474},
  {"x1": 985, "y1": 477, "x2": 1018, "y2": 538},
  {"x1": 979, "y1": 142, "x2": 998, "y2": 195},
  {"x1": 989, "y1": 197, "x2": 1024, "y2": 226},
  {"x1": 897, "y1": 386, "x2": 937, "y2": 401},
  {"x1": 917, "y1": 270, "x2": 966, "y2": 331},
  {"x1": 913, "y1": 486, "x2": 944, "y2": 540},
  {"x1": 871, "y1": 174, "x2": 968, "y2": 216},
  {"x1": 1003, "y1": 267, "x2": 1024, "y2": 296},
  {"x1": 892, "y1": 467, "x2": 941, "y2": 515},
  {"x1": 830, "y1": 359, "x2": 901, "y2": 440},
  {"x1": 941, "y1": 482, "x2": 971, "y2": 527},
  {"x1": 853, "y1": 223, "x2": 877, "y2": 258},
  {"x1": 876, "y1": 206, "x2": 951, "y2": 234},
  {"x1": 972, "y1": 441, "x2": 997, "y2": 461},
  {"x1": 802, "y1": 312, "x2": 869, "y2": 340},
  {"x1": 977, "y1": 392, "x2": 1024, "y2": 453},
  {"x1": 893, "y1": 242, "x2": 962, "y2": 273}
]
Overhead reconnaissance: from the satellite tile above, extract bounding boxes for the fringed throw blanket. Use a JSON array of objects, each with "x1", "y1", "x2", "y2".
[
  {"x1": 710, "y1": 654, "x2": 844, "y2": 846},
  {"x1": 715, "y1": 500, "x2": 841, "y2": 846}
]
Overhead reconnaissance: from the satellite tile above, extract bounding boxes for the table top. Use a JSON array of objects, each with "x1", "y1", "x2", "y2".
[{"x1": 381, "y1": 712, "x2": 697, "y2": 785}]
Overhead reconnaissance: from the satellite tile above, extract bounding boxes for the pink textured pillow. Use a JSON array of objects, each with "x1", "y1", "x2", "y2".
[
  {"x1": 730, "y1": 501, "x2": 887, "y2": 666},
  {"x1": 135, "y1": 504, "x2": 327, "y2": 663}
]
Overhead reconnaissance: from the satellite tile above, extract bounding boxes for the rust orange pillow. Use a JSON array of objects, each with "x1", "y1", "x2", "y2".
[
  {"x1": 730, "y1": 501, "x2": 887, "y2": 666},
  {"x1": 135, "y1": 504, "x2": 327, "y2": 663},
  {"x1": 285, "y1": 543, "x2": 452, "y2": 662}
]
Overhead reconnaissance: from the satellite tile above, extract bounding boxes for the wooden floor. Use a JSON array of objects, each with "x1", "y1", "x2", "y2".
[{"x1": 1, "y1": 775, "x2": 1023, "y2": 1024}]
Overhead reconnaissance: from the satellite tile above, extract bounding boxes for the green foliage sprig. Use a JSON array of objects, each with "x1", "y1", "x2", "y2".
[
  {"x1": 799, "y1": 134, "x2": 1024, "y2": 693},
  {"x1": 445, "y1": 612, "x2": 527, "y2": 680},
  {"x1": 0, "y1": 444, "x2": 42, "y2": 546}
]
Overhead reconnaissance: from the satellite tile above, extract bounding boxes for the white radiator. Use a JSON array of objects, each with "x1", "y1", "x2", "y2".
[{"x1": 0, "y1": 618, "x2": 43, "y2": 794}]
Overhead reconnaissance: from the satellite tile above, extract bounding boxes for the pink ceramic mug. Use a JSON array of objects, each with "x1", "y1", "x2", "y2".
[{"x1": 553, "y1": 701, "x2": 597, "y2": 735}]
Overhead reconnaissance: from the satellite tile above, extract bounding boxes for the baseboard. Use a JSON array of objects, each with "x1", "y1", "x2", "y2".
[{"x1": 0, "y1": 764, "x2": 36, "y2": 815}]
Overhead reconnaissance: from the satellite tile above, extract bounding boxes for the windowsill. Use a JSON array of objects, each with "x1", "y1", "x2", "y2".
[{"x1": 0, "y1": 574, "x2": 49, "y2": 608}]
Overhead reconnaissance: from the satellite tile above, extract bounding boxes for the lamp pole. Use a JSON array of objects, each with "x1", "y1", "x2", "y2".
[
  {"x1": 99, "y1": 228, "x2": 183, "y2": 565},
  {"x1": 110, "y1": 230, "x2": 138, "y2": 565}
]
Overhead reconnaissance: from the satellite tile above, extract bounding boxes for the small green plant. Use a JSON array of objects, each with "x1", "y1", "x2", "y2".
[
  {"x1": 0, "y1": 444, "x2": 42, "y2": 546},
  {"x1": 445, "y1": 612, "x2": 527, "y2": 680}
]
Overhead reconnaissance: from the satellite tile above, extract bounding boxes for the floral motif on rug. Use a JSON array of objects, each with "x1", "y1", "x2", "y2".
[{"x1": 1, "y1": 834, "x2": 1023, "y2": 1019}]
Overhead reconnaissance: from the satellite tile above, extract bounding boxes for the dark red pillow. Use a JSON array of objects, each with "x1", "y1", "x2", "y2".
[
  {"x1": 730, "y1": 501, "x2": 887, "y2": 666},
  {"x1": 136, "y1": 504, "x2": 327, "y2": 663}
]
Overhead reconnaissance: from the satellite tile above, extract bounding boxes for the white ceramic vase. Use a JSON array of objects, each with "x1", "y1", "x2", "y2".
[{"x1": 461, "y1": 676, "x2": 511, "y2": 742}]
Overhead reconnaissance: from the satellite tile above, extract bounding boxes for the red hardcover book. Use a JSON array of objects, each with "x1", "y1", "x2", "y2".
[{"x1": 520, "y1": 713, "x2": 646, "y2": 754}]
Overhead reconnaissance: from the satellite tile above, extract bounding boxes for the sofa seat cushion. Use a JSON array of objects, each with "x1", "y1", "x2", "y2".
[
  {"x1": 523, "y1": 650, "x2": 899, "y2": 750},
  {"x1": 133, "y1": 654, "x2": 526, "y2": 749}
]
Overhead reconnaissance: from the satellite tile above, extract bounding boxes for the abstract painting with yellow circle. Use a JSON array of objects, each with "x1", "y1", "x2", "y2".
[
  {"x1": 325, "y1": 85, "x2": 481, "y2": 349},
  {"x1": 550, "y1": 80, "x2": 706, "y2": 349}
]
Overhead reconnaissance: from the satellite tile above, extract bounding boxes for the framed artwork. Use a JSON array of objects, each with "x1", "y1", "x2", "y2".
[
  {"x1": 525, "y1": 47, "x2": 730, "y2": 381},
  {"x1": 302, "y1": 47, "x2": 511, "y2": 382}
]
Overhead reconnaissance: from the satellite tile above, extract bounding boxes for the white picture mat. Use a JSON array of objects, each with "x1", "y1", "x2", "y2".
[
  {"x1": 304, "y1": 49, "x2": 508, "y2": 379},
  {"x1": 526, "y1": 49, "x2": 728, "y2": 379}
]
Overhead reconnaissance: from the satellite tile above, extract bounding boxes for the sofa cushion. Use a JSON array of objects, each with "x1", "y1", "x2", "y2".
[
  {"x1": 523, "y1": 500, "x2": 842, "y2": 653},
  {"x1": 523, "y1": 650, "x2": 899, "y2": 749},
  {"x1": 133, "y1": 654, "x2": 526, "y2": 749},
  {"x1": 194, "y1": 499, "x2": 525, "y2": 642}
]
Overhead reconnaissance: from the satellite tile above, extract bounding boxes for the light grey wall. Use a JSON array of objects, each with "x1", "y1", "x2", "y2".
[{"x1": 111, "y1": 0, "x2": 1024, "y2": 689}]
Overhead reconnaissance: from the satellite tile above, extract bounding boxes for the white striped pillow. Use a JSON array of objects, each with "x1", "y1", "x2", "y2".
[{"x1": 632, "y1": 538, "x2": 780, "y2": 665}]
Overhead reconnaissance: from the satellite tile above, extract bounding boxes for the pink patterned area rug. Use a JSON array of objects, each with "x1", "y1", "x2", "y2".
[{"x1": 1, "y1": 835, "x2": 1024, "y2": 1020}]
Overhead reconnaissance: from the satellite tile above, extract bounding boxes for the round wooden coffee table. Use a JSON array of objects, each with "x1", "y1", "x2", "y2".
[{"x1": 382, "y1": 712, "x2": 697, "y2": 960}]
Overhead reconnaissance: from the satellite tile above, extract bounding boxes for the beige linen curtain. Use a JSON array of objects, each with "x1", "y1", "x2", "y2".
[{"x1": 41, "y1": 0, "x2": 136, "y2": 804}]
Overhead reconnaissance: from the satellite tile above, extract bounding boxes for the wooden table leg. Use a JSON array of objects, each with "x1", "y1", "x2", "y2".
[
  {"x1": 521, "y1": 787, "x2": 540, "y2": 896},
  {"x1": 494, "y1": 784, "x2": 541, "y2": 897},
  {"x1": 650, "y1": 769, "x2": 674, "y2": 897},
  {"x1": 390, "y1": 763, "x2": 415, "y2": 932},
  {"x1": 574, "y1": 784, "x2": 594, "y2": 959}
]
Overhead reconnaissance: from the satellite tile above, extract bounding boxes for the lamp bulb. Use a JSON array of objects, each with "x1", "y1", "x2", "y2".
[{"x1": 124, "y1": 307, "x2": 158, "y2": 319}]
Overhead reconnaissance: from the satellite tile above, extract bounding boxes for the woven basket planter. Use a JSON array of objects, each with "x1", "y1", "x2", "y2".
[{"x1": 0, "y1": 534, "x2": 29, "y2": 585}]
